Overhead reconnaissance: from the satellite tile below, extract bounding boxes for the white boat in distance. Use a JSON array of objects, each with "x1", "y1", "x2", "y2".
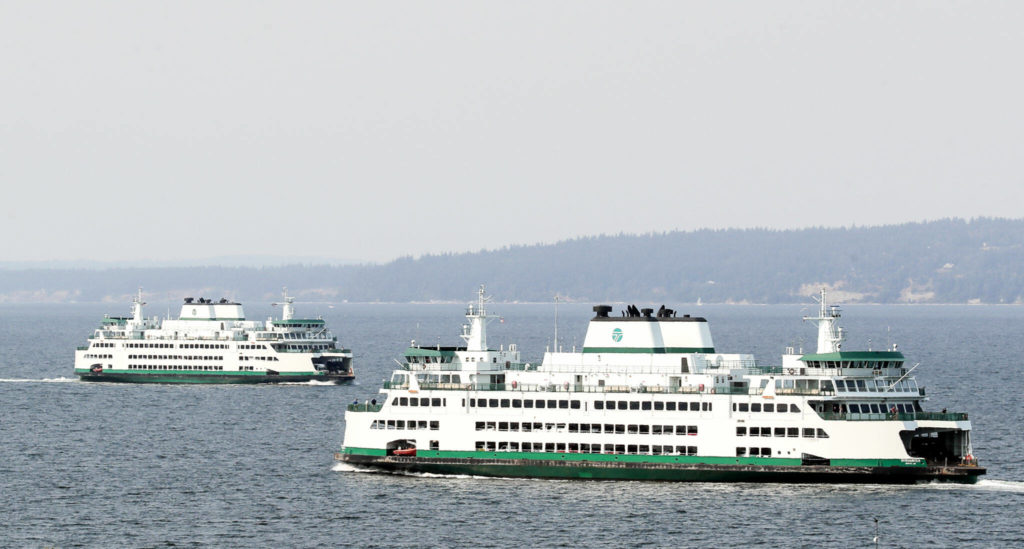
[{"x1": 75, "y1": 289, "x2": 354, "y2": 384}]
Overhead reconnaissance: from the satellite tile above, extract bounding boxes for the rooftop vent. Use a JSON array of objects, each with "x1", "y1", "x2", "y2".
[{"x1": 593, "y1": 305, "x2": 613, "y2": 318}]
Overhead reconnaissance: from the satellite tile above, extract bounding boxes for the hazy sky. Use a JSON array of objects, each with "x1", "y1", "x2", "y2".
[{"x1": 3, "y1": 2, "x2": 1022, "y2": 264}]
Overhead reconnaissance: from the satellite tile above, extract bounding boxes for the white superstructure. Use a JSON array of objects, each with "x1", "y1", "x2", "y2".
[
  {"x1": 75, "y1": 288, "x2": 354, "y2": 384},
  {"x1": 339, "y1": 287, "x2": 982, "y2": 482}
]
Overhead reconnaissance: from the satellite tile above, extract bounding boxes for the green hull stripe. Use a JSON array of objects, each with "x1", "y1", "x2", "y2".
[
  {"x1": 342, "y1": 447, "x2": 388, "y2": 456},
  {"x1": 800, "y1": 351, "x2": 904, "y2": 361},
  {"x1": 75, "y1": 368, "x2": 319, "y2": 376},
  {"x1": 341, "y1": 447, "x2": 924, "y2": 468},
  {"x1": 75, "y1": 369, "x2": 353, "y2": 384},
  {"x1": 582, "y1": 347, "x2": 715, "y2": 354}
]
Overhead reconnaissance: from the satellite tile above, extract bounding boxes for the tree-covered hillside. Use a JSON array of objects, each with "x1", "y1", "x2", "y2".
[{"x1": 2, "y1": 218, "x2": 1022, "y2": 304}]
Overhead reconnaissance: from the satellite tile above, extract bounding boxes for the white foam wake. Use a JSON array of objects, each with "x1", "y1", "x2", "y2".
[
  {"x1": 968, "y1": 479, "x2": 1024, "y2": 493},
  {"x1": 0, "y1": 377, "x2": 77, "y2": 383},
  {"x1": 332, "y1": 462, "x2": 378, "y2": 473},
  {"x1": 919, "y1": 479, "x2": 1024, "y2": 493}
]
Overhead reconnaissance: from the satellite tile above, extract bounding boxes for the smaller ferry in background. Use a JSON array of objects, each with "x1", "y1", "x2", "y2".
[
  {"x1": 75, "y1": 289, "x2": 354, "y2": 384},
  {"x1": 338, "y1": 286, "x2": 983, "y2": 483}
]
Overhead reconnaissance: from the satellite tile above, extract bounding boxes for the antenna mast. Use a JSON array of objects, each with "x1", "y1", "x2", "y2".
[{"x1": 554, "y1": 294, "x2": 559, "y2": 353}]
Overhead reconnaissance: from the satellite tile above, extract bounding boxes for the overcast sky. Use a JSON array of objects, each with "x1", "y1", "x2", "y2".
[{"x1": 3, "y1": 2, "x2": 1022, "y2": 265}]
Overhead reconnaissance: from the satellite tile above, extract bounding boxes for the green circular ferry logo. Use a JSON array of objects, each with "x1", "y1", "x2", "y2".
[{"x1": 611, "y1": 328, "x2": 623, "y2": 342}]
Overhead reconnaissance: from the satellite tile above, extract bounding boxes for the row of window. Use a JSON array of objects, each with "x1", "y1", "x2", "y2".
[
  {"x1": 836, "y1": 378, "x2": 916, "y2": 393},
  {"x1": 737, "y1": 427, "x2": 829, "y2": 439},
  {"x1": 370, "y1": 419, "x2": 441, "y2": 430},
  {"x1": 475, "y1": 421, "x2": 699, "y2": 436},
  {"x1": 736, "y1": 447, "x2": 773, "y2": 457},
  {"x1": 833, "y1": 402, "x2": 915, "y2": 414},
  {"x1": 92, "y1": 342, "x2": 115, "y2": 348},
  {"x1": 732, "y1": 402, "x2": 802, "y2": 413},
  {"x1": 83, "y1": 353, "x2": 112, "y2": 359},
  {"x1": 470, "y1": 398, "x2": 582, "y2": 410},
  {"x1": 391, "y1": 397, "x2": 448, "y2": 407},
  {"x1": 240, "y1": 356, "x2": 280, "y2": 362},
  {"x1": 278, "y1": 344, "x2": 333, "y2": 351},
  {"x1": 129, "y1": 354, "x2": 222, "y2": 361},
  {"x1": 239, "y1": 344, "x2": 269, "y2": 350},
  {"x1": 124, "y1": 342, "x2": 230, "y2": 349},
  {"x1": 475, "y1": 442, "x2": 699, "y2": 455},
  {"x1": 407, "y1": 356, "x2": 454, "y2": 364},
  {"x1": 464, "y1": 398, "x2": 716, "y2": 412},
  {"x1": 804, "y1": 360, "x2": 901, "y2": 369},
  {"x1": 595, "y1": 400, "x2": 713, "y2": 412},
  {"x1": 417, "y1": 374, "x2": 463, "y2": 384},
  {"x1": 278, "y1": 331, "x2": 324, "y2": 339},
  {"x1": 128, "y1": 364, "x2": 225, "y2": 371}
]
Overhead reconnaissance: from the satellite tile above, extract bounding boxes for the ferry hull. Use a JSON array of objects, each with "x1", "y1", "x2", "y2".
[
  {"x1": 76, "y1": 372, "x2": 354, "y2": 384},
  {"x1": 340, "y1": 454, "x2": 984, "y2": 484}
]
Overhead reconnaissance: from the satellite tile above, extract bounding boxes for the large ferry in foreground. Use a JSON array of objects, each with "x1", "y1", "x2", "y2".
[
  {"x1": 75, "y1": 289, "x2": 354, "y2": 384},
  {"x1": 338, "y1": 286, "x2": 984, "y2": 483}
]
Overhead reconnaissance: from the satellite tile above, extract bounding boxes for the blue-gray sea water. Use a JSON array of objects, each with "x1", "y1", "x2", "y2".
[{"x1": 2, "y1": 302, "x2": 1022, "y2": 548}]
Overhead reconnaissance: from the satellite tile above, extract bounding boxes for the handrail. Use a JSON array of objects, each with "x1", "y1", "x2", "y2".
[{"x1": 347, "y1": 403, "x2": 383, "y2": 412}]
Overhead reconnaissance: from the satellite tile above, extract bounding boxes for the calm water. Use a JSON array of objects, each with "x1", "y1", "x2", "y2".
[{"x1": 2, "y1": 302, "x2": 1023, "y2": 548}]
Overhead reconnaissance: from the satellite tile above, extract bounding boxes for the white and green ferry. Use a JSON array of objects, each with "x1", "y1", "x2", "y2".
[
  {"x1": 75, "y1": 289, "x2": 354, "y2": 384},
  {"x1": 338, "y1": 287, "x2": 983, "y2": 482}
]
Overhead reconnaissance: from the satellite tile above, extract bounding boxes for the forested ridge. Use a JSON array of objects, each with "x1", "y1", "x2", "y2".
[{"x1": 3, "y1": 218, "x2": 1022, "y2": 304}]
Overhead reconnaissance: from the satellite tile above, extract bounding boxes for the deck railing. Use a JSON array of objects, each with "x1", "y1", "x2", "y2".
[
  {"x1": 380, "y1": 381, "x2": 723, "y2": 394},
  {"x1": 346, "y1": 403, "x2": 383, "y2": 412}
]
